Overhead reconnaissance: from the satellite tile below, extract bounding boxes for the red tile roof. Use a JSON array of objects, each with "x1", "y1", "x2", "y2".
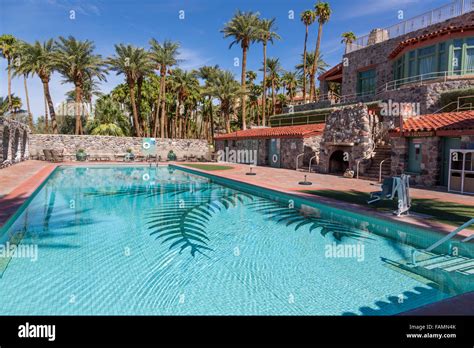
[
  {"x1": 390, "y1": 110, "x2": 474, "y2": 135},
  {"x1": 389, "y1": 23, "x2": 474, "y2": 59},
  {"x1": 215, "y1": 123, "x2": 325, "y2": 140}
]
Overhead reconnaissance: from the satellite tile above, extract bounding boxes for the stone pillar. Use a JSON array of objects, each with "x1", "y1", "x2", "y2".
[{"x1": 390, "y1": 136, "x2": 408, "y2": 176}]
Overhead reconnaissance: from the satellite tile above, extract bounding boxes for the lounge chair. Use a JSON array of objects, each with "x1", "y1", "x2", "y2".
[
  {"x1": 50, "y1": 149, "x2": 65, "y2": 162},
  {"x1": 43, "y1": 149, "x2": 53, "y2": 162}
]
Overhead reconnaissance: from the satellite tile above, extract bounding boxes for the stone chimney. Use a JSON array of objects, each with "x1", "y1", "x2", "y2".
[{"x1": 367, "y1": 28, "x2": 389, "y2": 45}]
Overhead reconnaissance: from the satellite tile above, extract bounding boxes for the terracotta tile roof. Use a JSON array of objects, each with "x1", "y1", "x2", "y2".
[
  {"x1": 389, "y1": 23, "x2": 474, "y2": 59},
  {"x1": 215, "y1": 123, "x2": 325, "y2": 140},
  {"x1": 390, "y1": 110, "x2": 474, "y2": 134}
]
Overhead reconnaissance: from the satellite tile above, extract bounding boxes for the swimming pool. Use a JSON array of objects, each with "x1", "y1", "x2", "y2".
[{"x1": 0, "y1": 165, "x2": 471, "y2": 315}]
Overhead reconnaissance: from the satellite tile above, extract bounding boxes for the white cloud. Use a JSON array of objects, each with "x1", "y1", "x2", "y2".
[{"x1": 178, "y1": 48, "x2": 214, "y2": 71}]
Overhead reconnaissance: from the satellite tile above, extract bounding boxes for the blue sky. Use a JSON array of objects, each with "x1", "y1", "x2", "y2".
[{"x1": 0, "y1": 0, "x2": 448, "y2": 118}]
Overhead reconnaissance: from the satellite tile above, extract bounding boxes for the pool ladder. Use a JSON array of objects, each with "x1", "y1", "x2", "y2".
[{"x1": 411, "y1": 218, "x2": 474, "y2": 265}]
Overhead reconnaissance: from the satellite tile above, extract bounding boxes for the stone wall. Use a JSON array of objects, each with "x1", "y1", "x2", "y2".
[
  {"x1": 341, "y1": 12, "x2": 473, "y2": 97},
  {"x1": 0, "y1": 116, "x2": 30, "y2": 168},
  {"x1": 280, "y1": 138, "x2": 303, "y2": 170},
  {"x1": 215, "y1": 139, "x2": 267, "y2": 165},
  {"x1": 318, "y1": 104, "x2": 375, "y2": 174},
  {"x1": 29, "y1": 134, "x2": 210, "y2": 160}
]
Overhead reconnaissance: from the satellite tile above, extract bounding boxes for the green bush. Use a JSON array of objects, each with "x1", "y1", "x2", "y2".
[{"x1": 439, "y1": 88, "x2": 474, "y2": 112}]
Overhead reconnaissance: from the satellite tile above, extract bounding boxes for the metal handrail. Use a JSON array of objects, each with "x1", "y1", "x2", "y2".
[
  {"x1": 347, "y1": 0, "x2": 472, "y2": 53},
  {"x1": 379, "y1": 158, "x2": 390, "y2": 182},
  {"x1": 412, "y1": 218, "x2": 474, "y2": 265},
  {"x1": 434, "y1": 95, "x2": 474, "y2": 113},
  {"x1": 295, "y1": 153, "x2": 305, "y2": 171},
  {"x1": 356, "y1": 142, "x2": 377, "y2": 179},
  {"x1": 309, "y1": 155, "x2": 317, "y2": 173},
  {"x1": 385, "y1": 69, "x2": 474, "y2": 91}
]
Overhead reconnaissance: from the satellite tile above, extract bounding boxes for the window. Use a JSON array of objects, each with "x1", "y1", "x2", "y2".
[
  {"x1": 392, "y1": 37, "x2": 474, "y2": 84},
  {"x1": 357, "y1": 69, "x2": 376, "y2": 96},
  {"x1": 417, "y1": 45, "x2": 436, "y2": 77}
]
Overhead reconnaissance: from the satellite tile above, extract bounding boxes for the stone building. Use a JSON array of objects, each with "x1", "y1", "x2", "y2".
[
  {"x1": 214, "y1": 124, "x2": 324, "y2": 170},
  {"x1": 0, "y1": 116, "x2": 30, "y2": 168},
  {"x1": 390, "y1": 110, "x2": 474, "y2": 189}
]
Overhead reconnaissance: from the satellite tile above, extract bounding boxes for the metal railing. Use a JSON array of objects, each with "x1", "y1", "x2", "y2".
[
  {"x1": 434, "y1": 95, "x2": 474, "y2": 113},
  {"x1": 347, "y1": 0, "x2": 473, "y2": 53},
  {"x1": 385, "y1": 69, "x2": 474, "y2": 91},
  {"x1": 309, "y1": 155, "x2": 317, "y2": 173},
  {"x1": 296, "y1": 153, "x2": 305, "y2": 171},
  {"x1": 379, "y1": 158, "x2": 390, "y2": 182},
  {"x1": 412, "y1": 218, "x2": 474, "y2": 265}
]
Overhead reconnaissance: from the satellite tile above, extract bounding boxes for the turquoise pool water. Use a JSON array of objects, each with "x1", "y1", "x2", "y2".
[{"x1": 0, "y1": 166, "x2": 464, "y2": 315}]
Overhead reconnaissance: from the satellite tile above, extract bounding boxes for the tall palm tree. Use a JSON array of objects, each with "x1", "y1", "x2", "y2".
[
  {"x1": 12, "y1": 41, "x2": 33, "y2": 128},
  {"x1": 205, "y1": 70, "x2": 242, "y2": 133},
  {"x1": 341, "y1": 31, "x2": 357, "y2": 53},
  {"x1": 296, "y1": 52, "x2": 329, "y2": 100},
  {"x1": 107, "y1": 44, "x2": 150, "y2": 137},
  {"x1": 310, "y1": 1, "x2": 332, "y2": 101},
  {"x1": 281, "y1": 71, "x2": 298, "y2": 102},
  {"x1": 54, "y1": 36, "x2": 106, "y2": 135},
  {"x1": 149, "y1": 39, "x2": 180, "y2": 138},
  {"x1": 221, "y1": 10, "x2": 260, "y2": 130},
  {"x1": 257, "y1": 18, "x2": 280, "y2": 127},
  {"x1": 195, "y1": 65, "x2": 220, "y2": 140},
  {"x1": 0, "y1": 34, "x2": 18, "y2": 111},
  {"x1": 169, "y1": 68, "x2": 200, "y2": 138},
  {"x1": 262, "y1": 58, "x2": 283, "y2": 115},
  {"x1": 19, "y1": 40, "x2": 58, "y2": 133},
  {"x1": 300, "y1": 10, "x2": 316, "y2": 104}
]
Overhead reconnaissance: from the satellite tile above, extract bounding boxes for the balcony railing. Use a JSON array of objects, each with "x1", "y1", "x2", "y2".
[{"x1": 346, "y1": 0, "x2": 474, "y2": 53}]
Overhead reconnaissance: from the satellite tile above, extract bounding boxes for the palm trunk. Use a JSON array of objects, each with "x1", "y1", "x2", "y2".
[
  {"x1": 303, "y1": 25, "x2": 309, "y2": 104},
  {"x1": 310, "y1": 22, "x2": 323, "y2": 101},
  {"x1": 42, "y1": 80, "x2": 57, "y2": 134},
  {"x1": 262, "y1": 42, "x2": 267, "y2": 127},
  {"x1": 43, "y1": 94, "x2": 49, "y2": 133},
  {"x1": 209, "y1": 102, "x2": 215, "y2": 142},
  {"x1": 74, "y1": 85, "x2": 83, "y2": 135},
  {"x1": 271, "y1": 81, "x2": 276, "y2": 115},
  {"x1": 128, "y1": 82, "x2": 141, "y2": 137},
  {"x1": 241, "y1": 45, "x2": 248, "y2": 130},
  {"x1": 7, "y1": 58, "x2": 12, "y2": 111},
  {"x1": 159, "y1": 69, "x2": 167, "y2": 138},
  {"x1": 24, "y1": 75, "x2": 33, "y2": 129}
]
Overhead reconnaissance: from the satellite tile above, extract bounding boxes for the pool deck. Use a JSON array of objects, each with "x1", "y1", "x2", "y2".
[{"x1": 1, "y1": 161, "x2": 473, "y2": 238}]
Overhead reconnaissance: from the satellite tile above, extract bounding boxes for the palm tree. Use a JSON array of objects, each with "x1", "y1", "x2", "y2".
[
  {"x1": 205, "y1": 70, "x2": 242, "y2": 133},
  {"x1": 86, "y1": 96, "x2": 130, "y2": 136},
  {"x1": 169, "y1": 68, "x2": 200, "y2": 138},
  {"x1": 0, "y1": 34, "x2": 18, "y2": 111},
  {"x1": 297, "y1": 52, "x2": 329, "y2": 100},
  {"x1": 12, "y1": 41, "x2": 34, "y2": 128},
  {"x1": 262, "y1": 58, "x2": 283, "y2": 115},
  {"x1": 281, "y1": 71, "x2": 298, "y2": 102},
  {"x1": 107, "y1": 44, "x2": 150, "y2": 137},
  {"x1": 54, "y1": 36, "x2": 106, "y2": 135},
  {"x1": 341, "y1": 31, "x2": 357, "y2": 53},
  {"x1": 257, "y1": 18, "x2": 280, "y2": 127},
  {"x1": 310, "y1": 1, "x2": 332, "y2": 101},
  {"x1": 149, "y1": 39, "x2": 180, "y2": 138},
  {"x1": 19, "y1": 40, "x2": 58, "y2": 133},
  {"x1": 195, "y1": 65, "x2": 220, "y2": 140},
  {"x1": 300, "y1": 10, "x2": 316, "y2": 104},
  {"x1": 221, "y1": 10, "x2": 260, "y2": 130}
]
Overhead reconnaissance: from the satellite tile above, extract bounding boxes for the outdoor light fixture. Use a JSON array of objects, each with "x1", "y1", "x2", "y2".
[
  {"x1": 298, "y1": 175, "x2": 312, "y2": 185},
  {"x1": 246, "y1": 165, "x2": 257, "y2": 176}
]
